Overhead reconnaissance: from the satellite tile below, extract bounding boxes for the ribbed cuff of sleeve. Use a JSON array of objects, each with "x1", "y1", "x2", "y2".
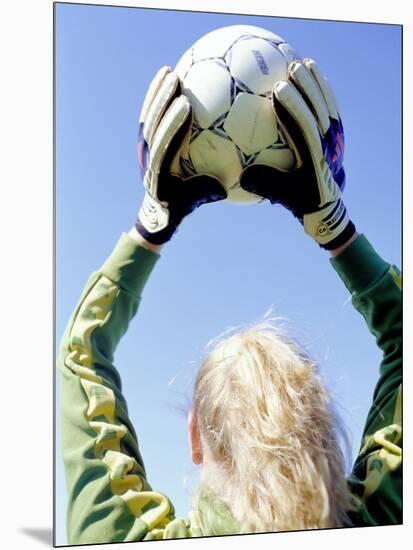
[
  {"x1": 329, "y1": 234, "x2": 390, "y2": 294},
  {"x1": 99, "y1": 232, "x2": 160, "y2": 296}
]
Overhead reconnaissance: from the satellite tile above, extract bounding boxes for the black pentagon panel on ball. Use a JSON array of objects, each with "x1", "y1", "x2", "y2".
[
  {"x1": 264, "y1": 38, "x2": 284, "y2": 49},
  {"x1": 232, "y1": 77, "x2": 254, "y2": 95},
  {"x1": 210, "y1": 126, "x2": 231, "y2": 140},
  {"x1": 220, "y1": 37, "x2": 242, "y2": 63},
  {"x1": 244, "y1": 151, "x2": 259, "y2": 166},
  {"x1": 233, "y1": 144, "x2": 246, "y2": 166},
  {"x1": 210, "y1": 111, "x2": 229, "y2": 130},
  {"x1": 230, "y1": 76, "x2": 237, "y2": 104},
  {"x1": 189, "y1": 125, "x2": 202, "y2": 143}
]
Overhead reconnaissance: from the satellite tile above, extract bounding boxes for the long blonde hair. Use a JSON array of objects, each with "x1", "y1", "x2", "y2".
[{"x1": 191, "y1": 319, "x2": 354, "y2": 533}]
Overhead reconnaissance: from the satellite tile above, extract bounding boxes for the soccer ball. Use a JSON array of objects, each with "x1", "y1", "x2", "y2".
[{"x1": 174, "y1": 25, "x2": 299, "y2": 204}]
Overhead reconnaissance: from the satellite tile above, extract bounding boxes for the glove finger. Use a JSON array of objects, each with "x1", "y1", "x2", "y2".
[
  {"x1": 142, "y1": 68, "x2": 181, "y2": 147},
  {"x1": 139, "y1": 66, "x2": 170, "y2": 124},
  {"x1": 273, "y1": 80, "x2": 323, "y2": 165},
  {"x1": 138, "y1": 67, "x2": 171, "y2": 176},
  {"x1": 138, "y1": 190, "x2": 170, "y2": 234},
  {"x1": 273, "y1": 81, "x2": 338, "y2": 206},
  {"x1": 288, "y1": 61, "x2": 330, "y2": 135},
  {"x1": 147, "y1": 95, "x2": 191, "y2": 199},
  {"x1": 303, "y1": 58, "x2": 340, "y2": 121}
]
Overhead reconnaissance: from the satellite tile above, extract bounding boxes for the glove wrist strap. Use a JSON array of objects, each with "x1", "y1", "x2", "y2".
[
  {"x1": 303, "y1": 198, "x2": 355, "y2": 249},
  {"x1": 321, "y1": 220, "x2": 356, "y2": 250},
  {"x1": 135, "y1": 192, "x2": 175, "y2": 245}
]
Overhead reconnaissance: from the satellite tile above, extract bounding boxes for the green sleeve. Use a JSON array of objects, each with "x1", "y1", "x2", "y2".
[
  {"x1": 330, "y1": 234, "x2": 402, "y2": 526},
  {"x1": 57, "y1": 233, "x2": 192, "y2": 544}
]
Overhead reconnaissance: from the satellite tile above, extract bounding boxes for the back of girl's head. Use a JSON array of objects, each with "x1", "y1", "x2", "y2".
[{"x1": 192, "y1": 319, "x2": 354, "y2": 533}]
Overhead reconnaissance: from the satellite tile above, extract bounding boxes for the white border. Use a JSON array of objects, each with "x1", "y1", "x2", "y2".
[
  {"x1": 48, "y1": 0, "x2": 410, "y2": 24},
  {"x1": 1, "y1": 0, "x2": 411, "y2": 549}
]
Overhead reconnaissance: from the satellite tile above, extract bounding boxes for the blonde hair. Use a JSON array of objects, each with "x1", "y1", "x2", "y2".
[{"x1": 192, "y1": 319, "x2": 354, "y2": 533}]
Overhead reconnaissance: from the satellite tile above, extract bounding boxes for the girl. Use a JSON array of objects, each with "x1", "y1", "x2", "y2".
[{"x1": 58, "y1": 60, "x2": 401, "y2": 544}]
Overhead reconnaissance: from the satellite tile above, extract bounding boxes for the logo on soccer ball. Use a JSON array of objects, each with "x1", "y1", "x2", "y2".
[{"x1": 252, "y1": 49, "x2": 270, "y2": 75}]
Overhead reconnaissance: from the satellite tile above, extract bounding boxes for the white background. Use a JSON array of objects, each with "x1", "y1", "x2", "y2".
[{"x1": 0, "y1": 0, "x2": 411, "y2": 549}]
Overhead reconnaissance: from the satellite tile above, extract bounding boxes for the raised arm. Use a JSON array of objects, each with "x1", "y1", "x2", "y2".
[
  {"x1": 329, "y1": 233, "x2": 401, "y2": 526},
  {"x1": 239, "y1": 58, "x2": 401, "y2": 525},
  {"x1": 58, "y1": 66, "x2": 226, "y2": 545},
  {"x1": 58, "y1": 233, "x2": 167, "y2": 544}
]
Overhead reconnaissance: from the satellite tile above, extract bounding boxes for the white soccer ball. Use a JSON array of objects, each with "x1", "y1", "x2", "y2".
[{"x1": 174, "y1": 25, "x2": 300, "y2": 204}]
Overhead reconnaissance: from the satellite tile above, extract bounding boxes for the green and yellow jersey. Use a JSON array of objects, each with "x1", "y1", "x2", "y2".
[{"x1": 57, "y1": 233, "x2": 402, "y2": 544}]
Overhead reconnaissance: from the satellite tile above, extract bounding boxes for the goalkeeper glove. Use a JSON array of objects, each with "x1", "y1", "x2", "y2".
[
  {"x1": 240, "y1": 58, "x2": 355, "y2": 250},
  {"x1": 135, "y1": 66, "x2": 227, "y2": 245}
]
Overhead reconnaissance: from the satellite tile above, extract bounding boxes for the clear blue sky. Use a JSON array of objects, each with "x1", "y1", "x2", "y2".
[{"x1": 55, "y1": 3, "x2": 401, "y2": 545}]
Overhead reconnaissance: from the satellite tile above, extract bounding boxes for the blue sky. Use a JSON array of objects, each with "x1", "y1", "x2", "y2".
[{"x1": 55, "y1": 3, "x2": 401, "y2": 545}]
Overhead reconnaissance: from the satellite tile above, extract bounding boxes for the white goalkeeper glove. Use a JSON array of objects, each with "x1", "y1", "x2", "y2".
[
  {"x1": 135, "y1": 66, "x2": 227, "y2": 245},
  {"x1": 240, "y1": 58, "x2": 355, "y2": 250}
]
